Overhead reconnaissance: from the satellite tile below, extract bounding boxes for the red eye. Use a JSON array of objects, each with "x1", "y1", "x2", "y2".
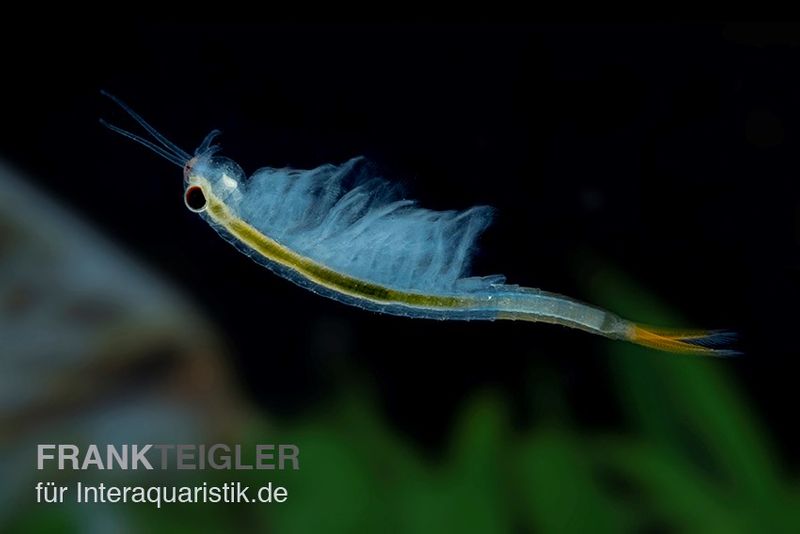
[{"x1": 184, "y1": 185, "x2": 207, "y2": 212}]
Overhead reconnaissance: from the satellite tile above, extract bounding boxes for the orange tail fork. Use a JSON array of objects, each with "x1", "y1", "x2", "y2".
[{"x1": 629, "y1": 325, "x2": 739, "y2": 357}]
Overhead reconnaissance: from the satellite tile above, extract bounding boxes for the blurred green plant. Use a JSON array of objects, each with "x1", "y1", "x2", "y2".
[
  {"x1": 8, "y1": 264, "x2": 799, "y2": 533},
  {"x1": 252, "y1": 264, "x2": 799, "y2": 533}
]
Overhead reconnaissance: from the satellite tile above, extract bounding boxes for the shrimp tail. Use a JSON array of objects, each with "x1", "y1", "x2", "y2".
[{"x1": 628, "y1": 324, "x2": 740, "y2": 357}]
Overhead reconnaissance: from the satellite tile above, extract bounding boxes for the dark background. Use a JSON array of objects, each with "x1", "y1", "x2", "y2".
[{"x1": 1, "y1": 23, "x2": 797, "y2": 464}]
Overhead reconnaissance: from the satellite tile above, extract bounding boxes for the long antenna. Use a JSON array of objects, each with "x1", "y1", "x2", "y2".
[{"x1": 99, "y1": 91, "x2": 191, "y2": 166}]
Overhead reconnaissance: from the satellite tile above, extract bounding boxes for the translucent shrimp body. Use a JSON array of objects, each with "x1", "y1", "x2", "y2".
[{"x1": 101, "y1": 93, "x2": 737, "y2": 357}]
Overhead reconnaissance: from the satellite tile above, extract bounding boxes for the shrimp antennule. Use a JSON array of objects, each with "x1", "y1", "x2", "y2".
[{"x1": 99, "y1": 90, "x2": 191, "y2": 166}]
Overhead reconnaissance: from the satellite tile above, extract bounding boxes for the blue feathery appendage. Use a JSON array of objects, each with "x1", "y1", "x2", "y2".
[{"x1": 232, "y1": 157, "x2": 503, "y2": 294}]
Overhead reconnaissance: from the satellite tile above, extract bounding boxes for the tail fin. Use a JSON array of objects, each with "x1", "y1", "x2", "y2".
[{"x1": 629, "y1": 325, "x2": 740, "y2": 357}]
